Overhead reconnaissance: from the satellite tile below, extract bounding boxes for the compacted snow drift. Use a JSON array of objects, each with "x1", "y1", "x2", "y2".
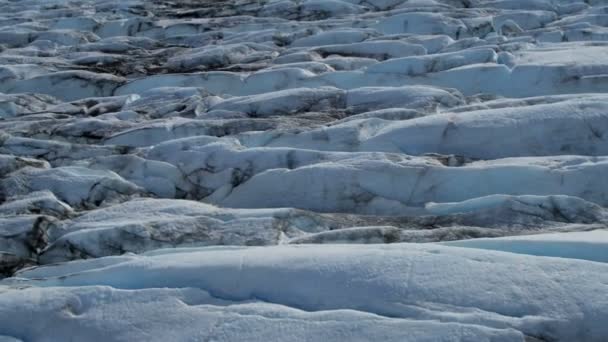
[{"x1": 0, "y1": 0, "x2": 607, "y2": 341}]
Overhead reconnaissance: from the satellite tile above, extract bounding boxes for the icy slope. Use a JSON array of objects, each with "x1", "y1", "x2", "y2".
[
  {"x1": 442, "y1": 229, "x2": 608, "y2": 262},
  {"x1": 3, "y1": 242, "x2": 608, "y2": 341},
  {"x1": 1, "y1": 0, "x2": 608, "y2": 340}
]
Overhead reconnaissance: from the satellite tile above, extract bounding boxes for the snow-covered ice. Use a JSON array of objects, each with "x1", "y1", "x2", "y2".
[
  {"x1": 442, "y1": 229, "x2": 608, "y2": 262},
  {"x1": 4, "y1": 243, "x2": 608, "y2": 341},
  {"x1": 1, "y1": 0, "x2": 607, "y2": 340}
]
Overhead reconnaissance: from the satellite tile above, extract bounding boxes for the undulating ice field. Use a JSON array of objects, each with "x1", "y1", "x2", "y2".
[{"x1": 1, "y1": 0, "x2": 608, "y2": 341}]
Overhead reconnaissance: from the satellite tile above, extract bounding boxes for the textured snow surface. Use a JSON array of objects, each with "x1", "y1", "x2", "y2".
[{"x1": 1, "y1": 0, "x2": 608, "y2": 340}]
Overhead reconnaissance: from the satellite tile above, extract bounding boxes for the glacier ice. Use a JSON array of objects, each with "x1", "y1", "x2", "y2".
[{"x1": 0, "y1": 0, "x2": 607, "y2": 340}]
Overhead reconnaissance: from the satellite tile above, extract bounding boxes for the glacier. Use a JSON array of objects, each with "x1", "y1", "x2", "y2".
[{"x1": 0, "y1": 0, "x2": 607, "y2": 341}]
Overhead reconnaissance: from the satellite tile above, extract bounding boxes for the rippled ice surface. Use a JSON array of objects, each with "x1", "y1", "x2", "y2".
[{"x1": 1, "y1": 0, "x2": 608, "y2": 341}]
